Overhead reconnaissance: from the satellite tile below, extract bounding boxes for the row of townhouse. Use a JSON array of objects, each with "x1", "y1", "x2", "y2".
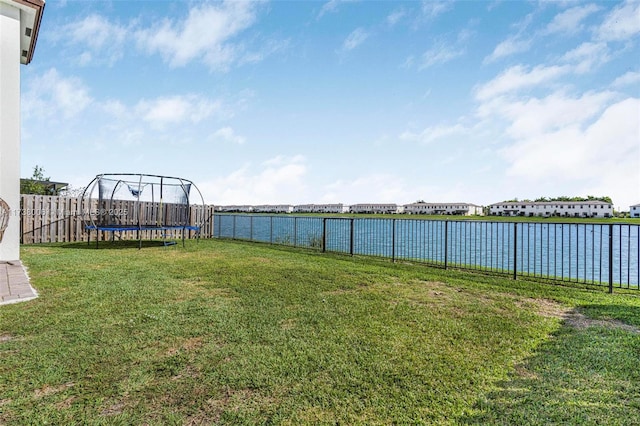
[
  {"x1": 404, "y1": 202, "x2": 484, "y2": 216},
  {"x1": 214, "y1": 202, "x2": 484, "y2": 215},
  {"x1": 488, "y1": 201, "x2": 613, "y2": 218},
  {"x1": 214, "y1": 201, "x2": 638, "y2": 218},
  {"x1": 349, "y1": 204, "x2": 401, "y2": 214},
  {"x1": 293, "y1": 204, "x2": 349, "y2": 214}
]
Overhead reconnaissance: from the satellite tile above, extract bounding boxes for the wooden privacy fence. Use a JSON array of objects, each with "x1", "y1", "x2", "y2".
[{"x1": 20, "y1": 195, "x2": 215, "y2": 244}]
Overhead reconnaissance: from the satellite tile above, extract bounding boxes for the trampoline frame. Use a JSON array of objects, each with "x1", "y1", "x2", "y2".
[{"x1": 81, "y1": 173, "x2": 205, "y2": 248}]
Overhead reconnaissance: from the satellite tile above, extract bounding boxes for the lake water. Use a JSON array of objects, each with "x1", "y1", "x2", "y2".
[{"x1": 213, "y1": 215, "x2": 640, "y2": 289}]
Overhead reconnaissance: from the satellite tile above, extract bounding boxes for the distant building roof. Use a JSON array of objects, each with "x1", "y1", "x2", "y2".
[{"x1": 20, "y1": 179, "x2": 67, "y2": 194}]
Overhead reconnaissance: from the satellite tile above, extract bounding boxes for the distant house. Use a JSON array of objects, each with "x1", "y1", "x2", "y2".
[
  {"x1": 631, "y1": 204, "x2": 640, "y2": 218},
  {"x1": 252, "y1": 205, "x2": 294, "y2": 214},
  {"x1": 215, "y1": 205, "x2": 253, "y2": 213},
  {"x1": 403, "y1": 202, "x2": 484, "y2": 216},
  {"x1": 489, "y1": 201, "x2": 613, "y2": 218},
  {"x1": 349, "y1": 204, "x2": 400, "y2": 214},
  {"x1": 293, "y1": 204, "x2": 348, "y2": 214},
  {"x1": 20, "y1": 179, "x2": 68, "y2": 195}
]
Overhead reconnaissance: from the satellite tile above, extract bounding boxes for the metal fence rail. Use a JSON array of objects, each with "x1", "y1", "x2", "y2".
[{"x1": 213, "y1": 214, "x2": 640, "y2": 292}]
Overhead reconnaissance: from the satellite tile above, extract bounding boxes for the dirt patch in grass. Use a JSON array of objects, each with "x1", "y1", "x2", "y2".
[
  {"x1": 564, "y1": 311, "x2": 640, "y2": 334},
  {"x1": 519, "y1": 298, "x2": 571, "y2": 319},
  {"x1": 0, "y1": 334, "x2": 13, "y2": 342},
  {"x1": 101, "y1": 401, "x2": 125, "y2": 417},
  {"x1": 166, "y1": 337, "x2": 204, "y2": 356},
  {"x1": 521, "y1": 298, "x2": 640, "y2": 334},
  {"x1": 184, "y1": 388, "x2": 276, "y2": 425},
  {"x1": 34, "y1": 382, "x2": 74, "y2": 399},
  {"x1": 280, "y1": 318, "x2": 296, "y2": 330},
  {"x1": 55, "y1": 396, "x2": 76, "y2": 409},
  {"x1": 513, "y1": 363, "x2": 539, "y2": 380}
]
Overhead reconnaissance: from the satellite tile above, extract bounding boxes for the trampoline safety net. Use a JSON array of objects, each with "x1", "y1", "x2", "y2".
[{"x1": 81, "y1": 173, "x2": 205, "y2": 246}]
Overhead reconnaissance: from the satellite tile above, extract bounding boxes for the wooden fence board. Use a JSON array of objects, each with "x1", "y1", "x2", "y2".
[{"x1": 20, "y1": 195, "x2": 214, "y2": 244}]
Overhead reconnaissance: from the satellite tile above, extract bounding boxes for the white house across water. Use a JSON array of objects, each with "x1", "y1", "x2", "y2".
[
  {"x1": 349, "y1": 204, "x2": 401, "y2": 214},
  {"x1": 489, "y1": 201, "x2": 613, "y2": 218},
  {"x1": 403, "y1": 202, "x2": 484, "y2": 216},
  {"x1": 293, "y1": 204, "x2": 349, "y2": 214}
]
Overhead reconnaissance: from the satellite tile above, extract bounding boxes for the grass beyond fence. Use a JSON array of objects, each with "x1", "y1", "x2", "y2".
[
  {"x1": 1, "y1": 239, "x2": 639, "y2": 424},
  {"x1": 213, "y1": 214, "x2": 640, "y2": 292}
]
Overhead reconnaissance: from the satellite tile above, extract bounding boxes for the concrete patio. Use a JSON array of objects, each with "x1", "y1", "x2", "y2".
[{"x1": 0, "y1": 261, "x2": 38, "y2": 305}]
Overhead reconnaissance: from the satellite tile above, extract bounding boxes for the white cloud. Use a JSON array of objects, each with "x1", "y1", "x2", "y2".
[
  {"x1": 135, "y1": 95, "x2": 224, "y2": 129},
  {"x1": 418, "y1": 41, "x2": 464, "y2": 69},
  {"x1": 561, "y1": 42, "x2": 610, "y2": 73},
  {"x1": 612, "y1": 70, "x2": 640, "y2": 88},
  {"x1": 22, "y1": 68, "x2": 93, "y2": 120},
  {"x1": 484, "y1": 91, "x2": 616, "y2": 140},
  {"x1": 399, "y1": 124, "x2": 466, "y2": 144},
  {"x1": 318, "y1": 0, "x2": 358, "y2": 18},
  {"x1": 499, "y1": 98, "x2": 640, "y2": 206},
  {"x1": 474, "y1": 64, "x2": 571, "y2": 100},
  {"x1": 341, "y1": 28, "x2": 369, "y2": 51},
  {"x1": 322, "y1": 174, "x2": 411, "y2": 204},
  {"x1": 421, "y1": 0, "x2": 453, "y2": 19},
  {"x1": 544, "y1": 4, "x2": 600, "y2": 35},
  {"x1": 483, "y1": 37, "x2": 532, "y2": 64},
  {"x1": 199, "y1": 155, "x2": 307, "y2": 204},
  {"x1": 210, "y1": 127, "x2": 246, "y2": 145},
  {"x1": 387, "y1": 9, "x2": 406, "y2": 26},
  {"x1": 596, "y1": 0, "x2": 640, "y2": 41},
  {"x1": 135, "y1": 1, "x2": 259, "y2": 70},
  {"x1": 54, "y1": 14, "x2": 128, "y2": 66}
]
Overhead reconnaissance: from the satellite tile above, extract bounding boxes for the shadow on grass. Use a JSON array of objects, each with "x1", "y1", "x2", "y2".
[
  {"x1": 59, "y1": 240, "x2": 183, "y2": 250},
  {"x1": 459, "y1": 306, "x2": 640, "y2": 425}
]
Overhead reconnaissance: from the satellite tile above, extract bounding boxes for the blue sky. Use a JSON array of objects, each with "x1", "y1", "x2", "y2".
[{"x1": 20, "y1": 0, "x2": 640, "y2": 209}]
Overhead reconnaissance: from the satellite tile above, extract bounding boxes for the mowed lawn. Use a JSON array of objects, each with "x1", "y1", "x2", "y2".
[{"x1": 1, "y1": 240, "x2": 639, "y2": 425}]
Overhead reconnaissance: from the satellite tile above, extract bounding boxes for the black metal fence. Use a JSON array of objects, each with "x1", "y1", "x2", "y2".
[{"x1": 213, "y1": 214, "x2": 640, "y2": 292}]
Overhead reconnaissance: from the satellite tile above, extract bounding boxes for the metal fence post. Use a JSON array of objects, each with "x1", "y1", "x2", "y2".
[
  {"x1": 350, "y1": 218, "x2": 355, "y2": 256},
  {"x1": 250, "y1": 215, "x2": 253, "y2": 241},
  {"x1": 233, "y1": 215, "x2": 237, "y2": 239},
  {"x1": 270, "y1": 215, "x2": 273, "y2": 244},
  {"x1": 294, "y1": 216, "x2": 297, "y2": 247},
  {"x1": 322, "y1": 217, "x2": 327, "y2": 253},
  {"x1": 392, "y1": 219, "x2": 396, "y2": 263},
  {"x1": 609, "y1": 223, "x2": 613, "y2": 294},
  {"x1": 513, "y1": 222, "x2": 518, "y2": 280},
  {"x1": 444, "y1": 220, "x2": 448, "y2": 269}
]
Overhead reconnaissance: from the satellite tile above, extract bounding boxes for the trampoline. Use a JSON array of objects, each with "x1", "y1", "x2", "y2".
[{"x1": 81, "y1": 174, "x2": 205, "y2": 248}]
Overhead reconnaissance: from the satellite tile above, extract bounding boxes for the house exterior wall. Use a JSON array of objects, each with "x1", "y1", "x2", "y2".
[
  {"x1": 252, "y1": 205, "x2": 294, "y2": 213},
  {"x1": 403, "y1": 203, "x2": 484, "y2": 216},
  {"x1": 293, "y1": 204, "x2": 347, "y2": 214},
  {"x1": 489, "y1": 202, "x2": 613, "y2": 218},
  {"x1": 349, "y1": 204, "x2": 399, "y2": 214},
  {"x1": 215, "y1": 205, "x2": 253, "y2": 213},
  {"x1": 0, "y1": 3, "x2": 21, "y2": 261},
  {"x1": 631, "y1": 205, "x2": 640, "y2": 218}
]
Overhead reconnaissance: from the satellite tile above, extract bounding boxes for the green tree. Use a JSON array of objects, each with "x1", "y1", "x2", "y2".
[{"x1": 20, "y1": 165, "x2": 50, "y2": 195}]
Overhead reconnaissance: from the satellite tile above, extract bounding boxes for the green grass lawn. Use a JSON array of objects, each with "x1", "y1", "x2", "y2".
[{"x1": 1, "y1": 239, "x2": 639, "y2": 424}]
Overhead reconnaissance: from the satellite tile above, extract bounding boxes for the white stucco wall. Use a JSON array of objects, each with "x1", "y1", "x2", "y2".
[{"x1": 0, "y1": 2, "x2": 21, "y2": 260}]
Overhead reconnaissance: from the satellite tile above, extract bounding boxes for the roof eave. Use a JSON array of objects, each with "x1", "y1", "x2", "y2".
[{"x1": 5, "y1": 0, "x2": 45, "y2": 65}]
